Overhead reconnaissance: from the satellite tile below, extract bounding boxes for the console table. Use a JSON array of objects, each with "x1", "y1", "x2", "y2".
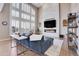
[{"x1": 10, "y1": 34, "x2": 27, "y2": 55}]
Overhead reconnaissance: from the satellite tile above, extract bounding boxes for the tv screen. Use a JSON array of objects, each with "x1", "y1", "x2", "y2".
[{"x1": 44, "y1": 20, "x2": 56, "y2": 28}]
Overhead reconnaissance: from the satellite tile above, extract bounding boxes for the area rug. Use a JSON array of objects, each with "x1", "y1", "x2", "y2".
[{"x1": 45, "y1": 38, "x2": 63, "y2": 56}]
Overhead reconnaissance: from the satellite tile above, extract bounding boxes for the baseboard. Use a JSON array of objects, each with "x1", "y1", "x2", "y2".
[{"x1": 0, "y1": 37, "x2": 10, "y2": 42}]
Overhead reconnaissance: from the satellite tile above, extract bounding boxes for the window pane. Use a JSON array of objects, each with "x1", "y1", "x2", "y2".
[
  {"x1": 27, "y1": 4, "x2": 30, "y2": 13},
  {"x1": 16, "y1": 11, "x2": 19, "y2": 17},
  {"x1": 16, "y1": 4, "x2": 19, "y2": 9},
  {"x1": 11, "y1": 20, "x2": 15, "y2": 26},
  {"x1": 21, "y1": 22, "x2": 26, "y2": 29},
  {"x1": 21, "y1": 13, "x2": 27, "y2": 19},
  {"x1": 11, "y1": 19, "x2": 19, "y2": 28},
  {"x1": 22, "y1": 3, "x2": 27, "y2": 12},
  {"x1": 21, "y1": 13, "x2": 30, "y2": 20},
  {"x1": 12, "y1": 10, "x2": 15, "y2": 17},
  {"x1": 15, "y1": 20, "x2": 19, "y2": 28},
  {"x1": 25, "y1": 22, "x2": 30, "y2": 29},
  {"x1": 31, "y1": 7, "x2": 35, "y2": 16},
  {"x1": 21, "y1": 22, "x2": 24, "y2": 29},
  {"x1": 31, "y1": 23, "x2": 35, "y2": 30},
  {"x1": 22, "y1": 4, "x2": 30, "y2": 13},
  {"x1": 27, "y1": 14, "x2": 30, "y2": 20},
  {"x1": 21, "y1": 22, "x2": 30, "y2": 29},
  {"x1": 31, "y1": 16, "x2": 35, "y2": 22},
  {"x1": 12, "y1": 3, "x2": 19, "y2": 9},
  {"x1": 12, "y1": 9, "x2": 19, "y2": 17},
  {"x1": 12, "y1": 4, "x2": 16, "y2": 7}
]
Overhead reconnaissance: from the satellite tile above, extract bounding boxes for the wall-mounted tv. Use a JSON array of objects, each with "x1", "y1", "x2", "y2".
[{"x1": 44, "y1": 20, "x2": 56, "y2": 28}]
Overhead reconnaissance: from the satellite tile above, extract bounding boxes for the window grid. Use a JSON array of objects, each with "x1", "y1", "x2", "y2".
[
  {"x1": 11, "y1": 3, "x2": 36, "y2": 33},
  {"x1": 12, "y1": 3, "x2": 19, "y2": 9},
  {"x1": 12, "y1": 9, "x2": 19, "y2": 17}
]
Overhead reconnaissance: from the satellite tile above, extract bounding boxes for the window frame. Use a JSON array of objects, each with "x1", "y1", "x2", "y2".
[{"x1": 10, "y1": 3, "x2": 37, "y2": 34}]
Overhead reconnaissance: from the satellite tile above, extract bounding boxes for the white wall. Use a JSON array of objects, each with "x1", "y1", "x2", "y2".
[
  {"x1": 60, "y1": 3, "x2": 71, "y2": 35},
  {"x1": 38, "y1": 3, "x2": 59, "y2": 38},
  {"x1": 70, "y1": 3, "x2": 79, "y2": 13},
  {"x1": 0, "y1": 4, "x2": 10, "y2": 40},
  {"x1": 38, "y1": 3, "x2": 72, "y2": 37}
]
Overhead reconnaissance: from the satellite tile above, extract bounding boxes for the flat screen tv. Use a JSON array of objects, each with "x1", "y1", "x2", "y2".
[{"x1": 44, "y1": 20, "x2": 56, "y2": 28}]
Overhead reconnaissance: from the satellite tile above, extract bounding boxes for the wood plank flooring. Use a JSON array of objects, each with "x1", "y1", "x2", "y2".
[
  {"x1": 59, "y1": 38, "x2": 78, "y2": 56},
  {"x1": 0, "y1": 38, "x2": 78, "y2": 56}
]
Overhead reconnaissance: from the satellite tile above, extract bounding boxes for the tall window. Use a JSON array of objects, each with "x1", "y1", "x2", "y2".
[{"x1": 10, "y1": 3, "x2": 36, "y2": 33}]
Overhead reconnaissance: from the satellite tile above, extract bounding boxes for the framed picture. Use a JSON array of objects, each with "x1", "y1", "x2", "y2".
[{"x1": 63, "y1": 19, "x2": 68, "y2": 26}]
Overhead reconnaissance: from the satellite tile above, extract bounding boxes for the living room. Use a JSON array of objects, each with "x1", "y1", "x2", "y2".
[{"x1": 0, "y1": 3, "x2": 79, "y2": 56}]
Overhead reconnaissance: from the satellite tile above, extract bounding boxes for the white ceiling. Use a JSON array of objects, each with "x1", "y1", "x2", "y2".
[
  {"x1": 0, "y1": 3, "x2": 4, "y2": 12},
  {"x1": 32, "y1": 3, "x2": 44, "y2": 8}
]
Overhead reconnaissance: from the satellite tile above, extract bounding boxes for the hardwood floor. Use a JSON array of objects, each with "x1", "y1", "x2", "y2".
[
  {"x1": 0, "y1": 40, "x2": 11, "y2": 56},
  {"x1": 0, "y1": 39, "x2": 40, "y2": 56},
  {"x1": 59, "y1": 38, "x2": 78, "y2": 56},
  {"x1": 0, "y1": 38, "x2": 78, "y2": 56},
  {"x1": 17, "y1": 45, "x2": 40, "y2": 56}
]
